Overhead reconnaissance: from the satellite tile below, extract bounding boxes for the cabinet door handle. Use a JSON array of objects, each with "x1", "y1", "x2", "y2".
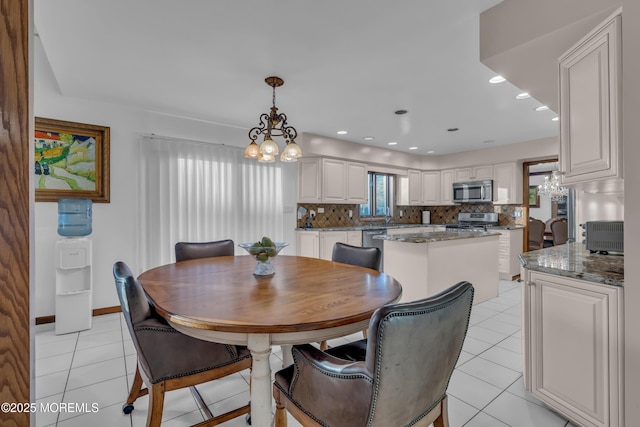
[{"x1": 526, "y1": 281, "x2": 535, "y2": 287}]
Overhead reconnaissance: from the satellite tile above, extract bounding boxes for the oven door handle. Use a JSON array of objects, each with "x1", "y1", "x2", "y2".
[{"x1": 481, "y1": 186, "x2": 485, "y2": 199}]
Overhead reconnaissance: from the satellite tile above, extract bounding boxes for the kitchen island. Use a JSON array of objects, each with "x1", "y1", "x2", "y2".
[{"x1": 375, "y1": 230, "x2": 500, "y2": 304}]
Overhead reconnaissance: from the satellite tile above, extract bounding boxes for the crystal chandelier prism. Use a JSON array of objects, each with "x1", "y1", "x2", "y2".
[{"x1": 538, "y1": 171, "x2": 568, "y2": 201}]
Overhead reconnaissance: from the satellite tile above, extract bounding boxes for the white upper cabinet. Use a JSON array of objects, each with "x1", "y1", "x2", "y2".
[
  {"x1": 421, "y1": 171, "x2": 440, "y2": 205},
  {"x1": 297, "y1": 158, "x2": 368, "y2": 204},
  {"x1": 440, "y1": 169, "x2": 455, "y2": 205},
  {"x1": 345, "y1": 162, "x2": 368, "y2": 203},
  {"x1": 454, "y1": 165, "x2": 493, "y2": 182},
  {"x1": 297, "y1": 158, "x2": 322, "y2": 202},
  {"x1": 407, "y1": 170, "x2": 422, "y2": 205},
  {"x1": 322, "y1": 158, "x2": 348, "y2": 202},
  {"x1": 559, "y1": 12, "x2": 622, "y2": 188},
  {"x1": 493, "y1": 162, "x2": 522, "y2": 204}
]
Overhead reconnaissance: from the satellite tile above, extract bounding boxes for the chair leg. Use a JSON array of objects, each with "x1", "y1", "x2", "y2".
[
  {"x1": 146, "y1": 382, "x2": 166, "y2": 427},
  {"x1": 433, "y1": 395, "x2": 449, "y2": 427},
  {"x1": 274, "y1": 390, "x2": 287, "y2": 427},
  {"x1": 127, "y1": 366, "x2": 145, "y2": 404},
  {"x1": 319, "y1": 341, "x2": 328, "y2": 351}
]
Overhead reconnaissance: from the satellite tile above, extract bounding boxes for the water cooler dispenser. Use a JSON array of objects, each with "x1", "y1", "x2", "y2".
[{"x1": 55, "y1": 199, "x2": 93, "y2": 335}]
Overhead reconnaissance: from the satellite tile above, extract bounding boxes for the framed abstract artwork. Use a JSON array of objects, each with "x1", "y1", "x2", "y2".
[{"x1": 34, "y1": 117, "x2": 110, "y2": 203}]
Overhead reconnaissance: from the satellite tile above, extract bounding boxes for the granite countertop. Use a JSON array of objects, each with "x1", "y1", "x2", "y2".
[
  {"x1": 487, "y1": 225, "x2": 525, "y2": 230},
  {"x1": 519, "y1": 242, "x2": 624, "y2": 287},
  {"x1": 373, "y1": 229, "x2": 500, "y2": 243},
  {"x1": 295, "y1": 224, "x2": 443, "y2": 231}
]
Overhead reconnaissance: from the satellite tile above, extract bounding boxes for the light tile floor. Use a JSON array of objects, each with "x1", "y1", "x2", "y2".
[{"x1": 35, "y1": 279, "x2": 579, "y2": 427}]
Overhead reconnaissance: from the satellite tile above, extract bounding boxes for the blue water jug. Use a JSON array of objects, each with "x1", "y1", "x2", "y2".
[{"x1": 57, "y1": 198, "x2": 92, "y2": 237}]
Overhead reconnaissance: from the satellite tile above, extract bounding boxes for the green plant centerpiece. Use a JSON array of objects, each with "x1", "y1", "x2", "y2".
[{"x1": 238, "y1": 237, "x2": 288, "y2": 276}]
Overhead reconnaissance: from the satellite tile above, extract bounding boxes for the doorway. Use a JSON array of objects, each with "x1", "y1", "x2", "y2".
[{"x1": 523, "y1": 158, "x2": 570, "y2": 251}]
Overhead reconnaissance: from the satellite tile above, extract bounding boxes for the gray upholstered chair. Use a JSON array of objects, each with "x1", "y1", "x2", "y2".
[
  {"x1": 528, "y1": 218, "x2": 545, "y2": 250},
  {"x1": 274, "y1": 281, "x2": 474, "y2": 427},
  {"x1": 551, "y1": 218, "x2": 568, "y2": 246},
  {"x1": 332, "y1": 242, "x2": 382, "y2": 271},
  {"x1": 174, "y1": 239, "x2": 234, "y2": 262},
  {"x1": 113, "y1": 261, "x2": 251, "y2": 427}
]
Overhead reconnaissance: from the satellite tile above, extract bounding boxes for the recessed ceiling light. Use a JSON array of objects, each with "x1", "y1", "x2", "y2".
[
  {"x1": 552, "y1": 117, "x2": 559, "y2": 121},
  {"x1": 337, "y1": 130, "x2": 348, "y2": 135},
  {"x1": 409, "y1": 146, "x2": 418, "y2": 150},
  {"x1": 489, "y1": 75, "x2": 506, "y2": 84},
  {"x1": 363, "y1": 136, "x2": 374, "y2": 141},
  {"x1": 516, "y1": 92, "x2": 531, "y2": 100},
  {"x1": 427, "y1": 150, "x2": 435, "y2": 154},
  {"x1": 394, "y1": 110, "x2": 408, "y2": 115},
  {"x1": 388, "y1": 141, "x2": 398, "y2": 146},
  {"x1": 447, "y1": 128, "x2": 459, "y2": 132},
  {"x1": 534, "y1": 105, "x2": 549, "y2": 112}
]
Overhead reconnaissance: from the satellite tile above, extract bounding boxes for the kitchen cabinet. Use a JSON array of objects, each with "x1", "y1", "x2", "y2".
[
  {"x1": 297, "y1": 158, "x2": 368, "y2": 203},
  {"x1": 296, "y1": 230, "x2": 319, "y2": 258},
  {"x1": 440, "y1": 169, "x2": 455, "y2": 205},
  {"x1": 421, "y1": 171, "x2": 440, "y2": 205},
  {"x1": 297, "y1": 230, "x2": 361, "y2": 260},
  {"x1": 559, "y1": 12, "x2": 622, "y2": 189},
  {"x1": 493, "y1": 162, "x2": 522, "y2": 204},
  {"x1": 454, "y1": 165, "x2": 493, "y2": 182},
  {"x1": 408, "y1": 169, "x2": 422, "y2": 205},
  {"x1": 495, "y1": 228, "x2": 523, "y2": 280},
  {"x1": 297, "y1": 158, "x2": 321, "y2": 203},
  {"x1": 522, "y1": 270, "x2": 623, "y2": 427},
  {"x1": 319, "y1": 231, "x2": 348, "y2": 260},
  {"x1": 346, "y1": 230, "x2": 362, "y2": 247}
]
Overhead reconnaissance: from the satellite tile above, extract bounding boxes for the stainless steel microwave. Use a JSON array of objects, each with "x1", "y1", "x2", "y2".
[{"x1": 452, "y1": 180, "x2": 493, "y2": 203}]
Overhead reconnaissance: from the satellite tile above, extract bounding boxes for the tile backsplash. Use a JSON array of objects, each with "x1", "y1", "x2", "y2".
[{"x1": 296, "y1": 203, "x2": 525, "y2": 228}]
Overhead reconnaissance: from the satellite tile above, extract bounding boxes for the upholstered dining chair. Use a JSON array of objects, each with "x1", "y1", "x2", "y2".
[
  {"x1": 274, "y1": 281, "x2": 474, "y2": 427},
  {"x1": 551, "y1": 218, "x2": 569, "y2": 246},
  {"x1": 331, "y1": 242, "x2": 382, "y2": 271},
  {"x1": 113, "y1": 261, "x2": 252, "y2": 427},
  {"x1": 318, "y1": 242, "x2": 383, "y2": 350},
  {"x1": 528, "y1": 218, "x2": 546, "y2": 250},
  {"x1": 174, "y1": 239, "x2": 234, "y2": 262}
]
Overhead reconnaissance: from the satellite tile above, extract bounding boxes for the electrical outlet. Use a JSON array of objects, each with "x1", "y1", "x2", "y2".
[
  {"x1": 318, "y1": 207, "x2": 324, "y2": 214},
  {"x1": 348, "y1": 210, "x2": 353, "y2": 218},
  {"x1": 399, "y1": 210, "x2": 403, "y2": 218}
]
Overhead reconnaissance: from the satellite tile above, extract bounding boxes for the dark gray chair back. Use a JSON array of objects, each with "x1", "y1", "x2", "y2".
[
  {"x1": 175, "y1": 239, "x2": 234, "y2": 262},
  {"x1": 332, "y1": 242, "x2": 381, "y2": 271},
  {"x1": 363, "y1": 281, "x2": 473, "y2": 426}
]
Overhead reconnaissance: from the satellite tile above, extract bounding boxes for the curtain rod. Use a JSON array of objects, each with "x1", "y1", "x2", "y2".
[{"x1": 142, "y1": 133, "x2": 243, "y2": 151}]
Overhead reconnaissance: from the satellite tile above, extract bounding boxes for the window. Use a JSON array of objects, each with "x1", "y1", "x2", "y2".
[{"x1": 360, "y1": 172, "x2": 395, "y2": 217}]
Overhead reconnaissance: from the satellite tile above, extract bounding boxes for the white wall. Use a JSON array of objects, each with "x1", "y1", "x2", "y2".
[{"x1": 34, "y1": 38, "x2": 297, "y2": 317}]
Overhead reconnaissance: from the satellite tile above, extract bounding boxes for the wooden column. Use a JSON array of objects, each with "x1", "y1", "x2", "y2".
[{"x1": 0, "y1": 1, "x2": 32, "y2": 426}]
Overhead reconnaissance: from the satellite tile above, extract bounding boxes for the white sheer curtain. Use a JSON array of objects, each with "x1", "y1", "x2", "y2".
[{"x1": 139, "y1": 135, "x2": 284, "y2": 270}]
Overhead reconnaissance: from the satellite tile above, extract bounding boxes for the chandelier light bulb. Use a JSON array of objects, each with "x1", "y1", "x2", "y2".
[
  {"x1": 260, "y1": 136, "x2": 279, "y2": 155},
  {"x1": 243, "y1": 141, "x2": 260, "y2": 159},
  {"x1": 258, "y1": 152, "x2": 275, "y2": 163}
]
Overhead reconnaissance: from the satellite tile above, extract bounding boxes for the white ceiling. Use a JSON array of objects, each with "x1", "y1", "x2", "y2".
[{"x1": 34, "y1": 0, "x2": 559, "y2": 155}]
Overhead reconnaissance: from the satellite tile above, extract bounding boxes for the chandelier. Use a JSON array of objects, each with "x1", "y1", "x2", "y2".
[
  {"x1": 244, "y1": 76, "x2": 302, "y2": 163},
  {"x1": 538, "y1": 171, "x2": 568, "y2": 201}
]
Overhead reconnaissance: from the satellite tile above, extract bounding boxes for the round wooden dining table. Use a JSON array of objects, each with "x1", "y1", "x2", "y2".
[{"x1": 137, "y1": 255, "x2": 403, "y2": 427}]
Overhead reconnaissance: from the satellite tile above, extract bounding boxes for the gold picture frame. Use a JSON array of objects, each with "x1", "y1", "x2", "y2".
[{"x1": 34, "y1": 117, "x2": 110, "y2": 203}]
